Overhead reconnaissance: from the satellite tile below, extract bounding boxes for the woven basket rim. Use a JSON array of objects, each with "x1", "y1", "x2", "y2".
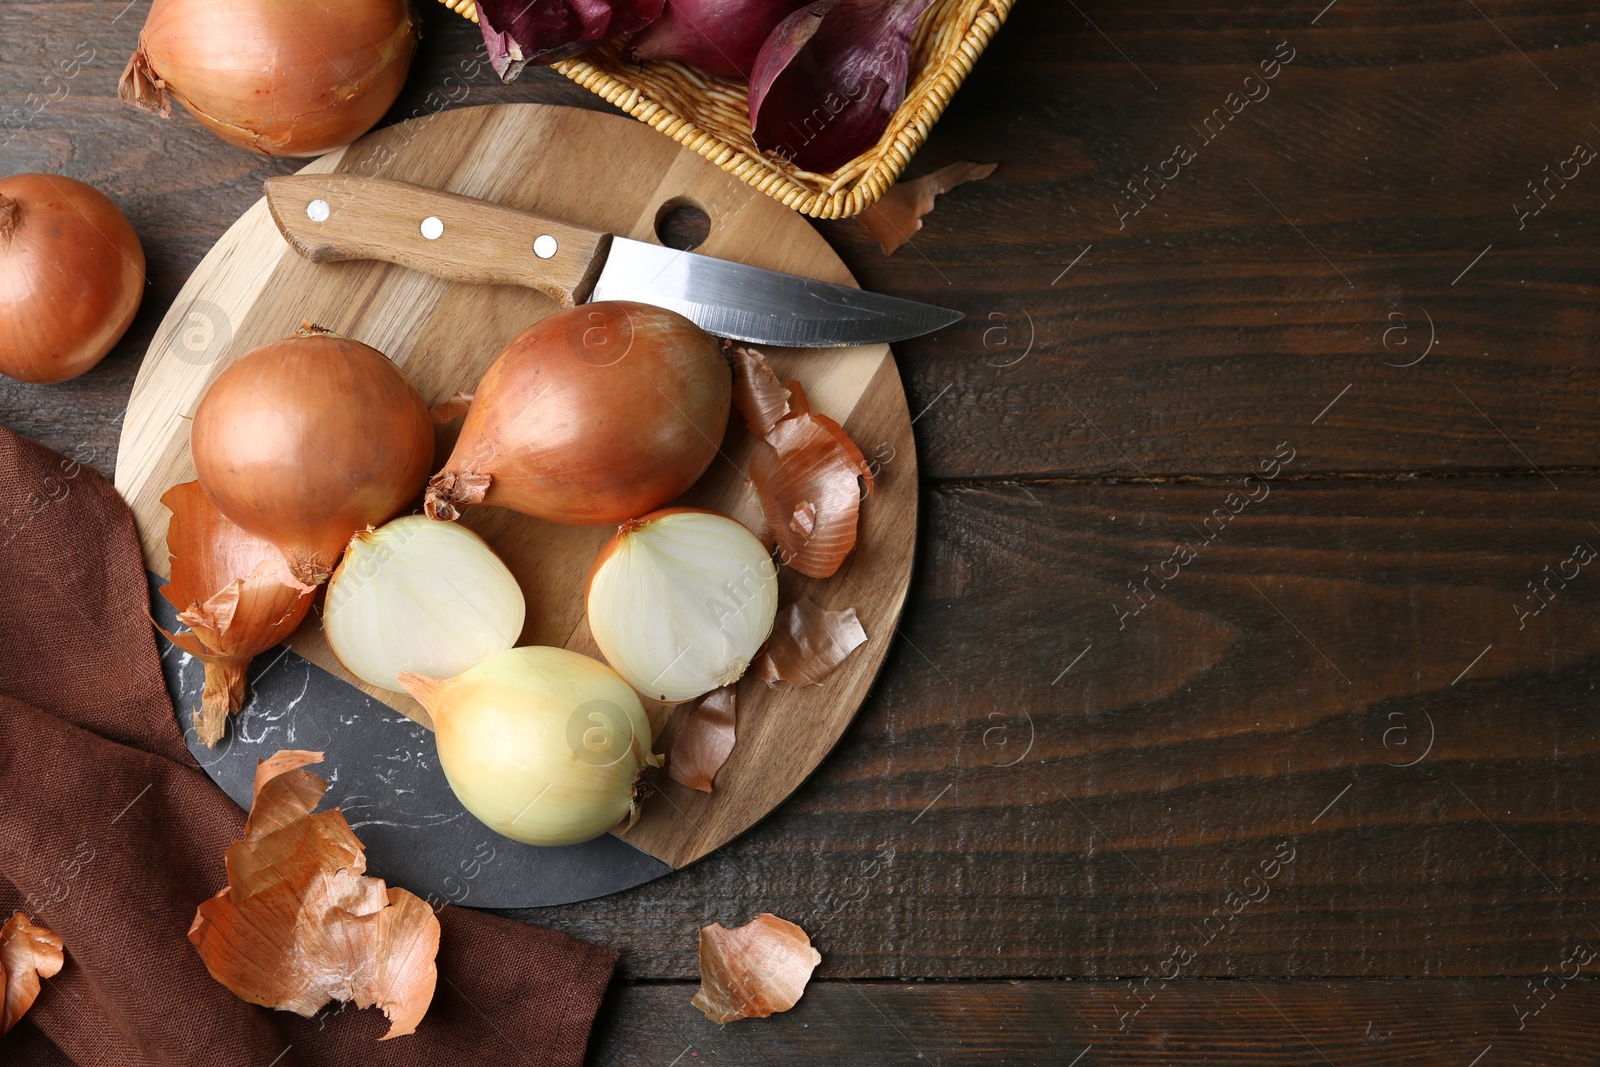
[{"x1": 440, "y1": 0, "x2": 1014, "y2": 218}]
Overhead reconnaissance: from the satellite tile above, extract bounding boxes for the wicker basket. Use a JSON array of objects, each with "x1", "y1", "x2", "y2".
[{"x1": 440, "y1": 0, "x2": 1012, "y2": 218}]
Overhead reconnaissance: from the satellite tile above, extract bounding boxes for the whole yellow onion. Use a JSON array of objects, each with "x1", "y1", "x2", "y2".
[
  {"x1": 118, "y1": 0, "x2": 417, "y2": 157},
  {"x1": 401, "y1": 647, "x2": 659, "y2": 847}
]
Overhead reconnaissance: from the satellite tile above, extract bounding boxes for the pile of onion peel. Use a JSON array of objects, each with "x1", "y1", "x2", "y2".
[
  {"x1": 857, "y1": 162, "x2": 997, "y2": 255},
  {"x1": 158, "y1": 482, "x2": 316, "y2": 748},
  {"x1": 736, "y1": 349, "x2": 873, "y2": 578},
  {"x1": 1, "y1": 913, "x2": 64, "y2": 1036},
  {"x1": 668, "y1": 685, "x2": 738, "y2": 793},
  {"x1": 755, "y1": 598, "x2": 867, "y2": 687},
  {"x1": 188, "y1": 751, "x2": 440, "y2": 1040},
  {"x1": 692, "y1": 913, "x2": 820, "y2": 1023}
]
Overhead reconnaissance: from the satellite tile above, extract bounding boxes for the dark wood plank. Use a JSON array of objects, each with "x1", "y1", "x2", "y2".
[
  {"x1": 517, "y1": 477, "x2": 1600, "y2": 979},
  {"x1": 5, "y1": 0, "x2": 1599, "y2": 1013},
  {"x1": 820, "y1": 0, "x2": 1600, "y2": 480},
  {"x1": 6, "y1": 2, "x2": 1600, "y2": 483},
  {"x1": 0, "y1": 1, "x2": 607, "y2": 469},
  {"x1": 591, "y1": 979, "x2": 1599, "y2": 1066}
]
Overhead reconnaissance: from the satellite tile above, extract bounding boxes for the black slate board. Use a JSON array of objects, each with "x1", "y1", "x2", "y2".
[{"x1": 152, "y1": 576, "x2": 673, "y2": 908}]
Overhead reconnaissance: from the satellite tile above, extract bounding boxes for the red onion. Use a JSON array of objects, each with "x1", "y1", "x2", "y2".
[
  {"x1": 750, "y1": 0, "x2": 935, "y2": 173},
  {"x1": 477, "y1": 0, "x2": 666, "y2": 82},
  {"x1": 628, "y1": 0, "x2": 810, "y2": 79}
]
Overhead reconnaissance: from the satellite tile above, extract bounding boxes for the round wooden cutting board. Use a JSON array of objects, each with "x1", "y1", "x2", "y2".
[{"x1": 114, "y1": 104, "x2": 918, "y2": 907}]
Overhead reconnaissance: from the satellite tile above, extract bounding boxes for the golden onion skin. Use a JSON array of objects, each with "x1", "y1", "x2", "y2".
[
  {"x1": 0, "y1": 174, "x2": 145, "y2": 384},
  {"x1": 425, "y1": 302, "x2": 732, "y2": 526},
  {"x1": 402, "y1": 647, "x2": 657, "y2": 847},
  {"x1": 122, "y1": 0, "x2": 417, "y2": 157}
]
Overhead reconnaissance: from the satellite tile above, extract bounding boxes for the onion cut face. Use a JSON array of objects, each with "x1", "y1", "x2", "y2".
[
  {"x1": 119, "y1": 0, "x2": 417, "y2": 156},
  {"x1": 0, "y1": 174, "x2": 145, "y2": 384},
  {"x1": 426, "y1": 302, "x2": 731, "y2": 527},
  {"x1": 324, "y1": 517, "x2": 526, "y2": 693},
  {"x1": 190, "y1": 327, "x2": 435, "y2": 587},
  {"x1": 401, "y1": 648, "x2": 660, "y2": 847},
  {"x1": 587, "y1": 509, "x2": 778, "y2": 703}
]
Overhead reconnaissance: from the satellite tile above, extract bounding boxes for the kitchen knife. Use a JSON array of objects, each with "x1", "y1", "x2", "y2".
[{"x1": 262, "y1": 174, "x2": 962, "y2": 348}]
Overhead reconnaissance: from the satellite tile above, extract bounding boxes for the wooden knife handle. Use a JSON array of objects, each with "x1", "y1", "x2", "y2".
[{"x1": 263, "y1": 174, "x2": 612, "y2": 307}]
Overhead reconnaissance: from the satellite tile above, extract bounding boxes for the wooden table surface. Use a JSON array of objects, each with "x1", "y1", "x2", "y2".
[{"x1": 4, "y1": 1, "x2": 1597, "y2": 1063}]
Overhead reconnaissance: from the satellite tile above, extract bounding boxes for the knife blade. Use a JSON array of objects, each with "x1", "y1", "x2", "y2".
[{"x1": 262, "y1": 174, "x2": 962, "y2": 348}]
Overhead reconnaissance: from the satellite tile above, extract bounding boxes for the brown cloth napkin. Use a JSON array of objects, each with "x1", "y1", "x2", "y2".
[{"x1": 0, "y1": 424, "x2": 617, "y2": 1066}]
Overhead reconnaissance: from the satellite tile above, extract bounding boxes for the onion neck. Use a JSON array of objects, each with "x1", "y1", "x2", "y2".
[
  {"x1": 0, "y1": 195, "x2": 16, "y2": 241},
  {"x1": 117, "y1": 43, "x2": 172, "y2": 117},
  {"x1": 397, "y1": 672, "x2": 448, "y2": 717},
  {"x1": 296, "y1": 321, "x2": 339, "y2": 339},
  {"x1": 195, "y1": 658, "x2": 250, "y2": 748},
  {"x1": 424, "y1": 469, "x2": 490, "y2": 521}
]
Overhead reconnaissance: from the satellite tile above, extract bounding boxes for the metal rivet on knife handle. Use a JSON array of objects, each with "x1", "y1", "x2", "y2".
[
  {"x1": 533, "y1": 235, "x2": 558, "y2": 259},
  {"x1": 420, "y1": 216, "x2": 444, "y2": 241}
]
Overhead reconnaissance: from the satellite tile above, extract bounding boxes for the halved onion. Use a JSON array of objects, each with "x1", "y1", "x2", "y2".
[
  {"x1": 324, "y1": 517, "x2": 525, "y2": 693},
  {"x1": 587, "y1": 509, "x2": 778, "y2": 703}
]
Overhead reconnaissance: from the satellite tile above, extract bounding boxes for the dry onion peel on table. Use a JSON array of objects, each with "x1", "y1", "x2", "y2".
[
  {"x1": 692, "y1": 913, "x2": 820, "y2": 1023},
  {"x1": 857, "y1": 161, "x2": 998, "y2": 255},
  {"x1": 158, "y1": 481, "x2": 316, "y2": 748},
  {"x1": 749, "y1": 0, "x2": 935, "y2": 173},
  {"x1": 0, "y1": 913, "x2": 64, "y2": 1036},
  {"x1": 754, "y1": 598, "x2": 867, "y2": 686},
  {"x1": 188, "y1": 751, "x2": 440, "y2": 1040},
  {"x1": 477, "y1": 0, "x2": 665, "y2": 82},
  {"x1": 667, "y1": 685, "x2": 738, "y2": 793},
  {"x1": 324, "y1": 517, "x2": 526, "y2": 694},
  {"x1": 0, "y1": 174, "x2": 145, "y2": 384},
  {"x1": 119, "y1": 0, "x2": 417, "y2": 156},
  {"x1": 401, "y1": 648, "x2": 661, "y2": 846},
  {"x1": 587, "y1": 509, "x2": 778, "y2": 703},
  {"x1": 740, "y1": 366, "x2": 875, "y2": 579},
  {"x1": 427, "y1": 302, "x2": 730, "y2": 527},
  {"x1": 730, "y1": 346, "x2": 794, "y2": 439},
  {"x1": 190, "y1": 325, "x2": 434, "y2": 587}
]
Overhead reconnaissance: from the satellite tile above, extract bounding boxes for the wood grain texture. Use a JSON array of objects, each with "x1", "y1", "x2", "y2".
[
  {"x1": 3, "y1": 1, "x2": 1599, "y2": 1056},
  {"x1": 111, "y1": 103, "x2": 915, "y2": 873},
  {"x1": 589, "y1": 979, "x2": 1600, "y2": 1066},
  {"x1": 263, "y1": 174, "x2": 613, "y2": 306},
  {"x1": 518, "y1": 477, "x2": 1600, "y2": 980}
]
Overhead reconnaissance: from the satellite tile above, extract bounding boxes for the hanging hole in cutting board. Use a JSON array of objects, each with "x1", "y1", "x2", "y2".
[{"x1": 655, "y1": 198, "x2": 711, "y2": 251}]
